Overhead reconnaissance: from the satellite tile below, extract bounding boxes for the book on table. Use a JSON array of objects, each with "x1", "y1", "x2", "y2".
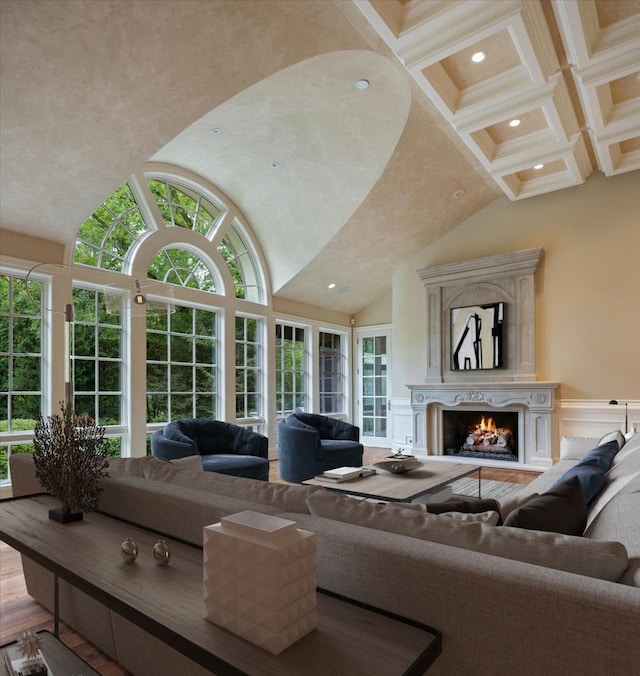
[
  {"x1": 4, "y1": 648, "x2": 51, "y2": 676},
  {"x1": 314, "y1": 467, "x2": 376, "y2": 483}
]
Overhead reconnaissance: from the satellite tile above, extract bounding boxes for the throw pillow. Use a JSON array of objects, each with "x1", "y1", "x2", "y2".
[
  {"x1": 597, "y1": 430, "x2": 626, "y2": 451},
  {"x1": 304, "y1": 489, "x2": 628, "y2": 581},
  {"x1": 551, "y1": 459, "x2": 606, "y2": 504},
  {"x1": 426, "y1": 498, "x2": 502, "y2": 524},
  {"x1": 497, "y1": 491, "x2": 540, "y2": 522},
  {"x1": 579, "y1": 440, "x2": 620, "y2": 472},
  {"x1": 503, "y1": 476, "x2": 587, "y2": 535}
]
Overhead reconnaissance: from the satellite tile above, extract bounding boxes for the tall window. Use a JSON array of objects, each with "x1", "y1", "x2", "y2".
[
  {"x1": 275, "y1": 323, "x2": 307, "y2": 416},
  {"x1": 72, "y1": 287, "x2": 122, "y2": 424},
  {"x1": 146, "y1": 304, "x2": 217, "y2": 423},
  {"x1": 235, "y1": 316, "x2": 260, "y2": 423},
  {"x1": 0, "y1": 274, "x2": 42, "y2": 481},
  {"x1": 361, "y1": 336, "x2": 387, "y2": 437},
  {"x1": 319, "y1": 331, "x2": 344, "y2": 414}
]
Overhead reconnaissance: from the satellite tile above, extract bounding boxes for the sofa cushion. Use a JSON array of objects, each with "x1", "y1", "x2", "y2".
[
  {"x1": 304, "y1": 490, "x2": 629, "y2": 581},
  {"x1": 98, "y1": 475, "x2": 281, "y2": 546},
  {"x1": 551, "y1": 458, "x2": 607, "y2": 504},
  {"x1": 107, "y1": 456, "x2": 156, "y2": 477},
  {"x1": 143, "y1": 457, "x2": 322, "y2": 513},
  {"x1": 503, "y1": 477, "x2": 587, "y2": 535},
  {"x1": 170, "y1": 455, "x2": 203, "y2": 470},
  {"x1": 560, "y1": 436, "x2": 599, "y2": 460},
  {"x1": 583, "y1": 473, "x2": 640, "y2": 587},
  {"x1": 306, "y1": 491, "x2": 499, "y2": 526}
]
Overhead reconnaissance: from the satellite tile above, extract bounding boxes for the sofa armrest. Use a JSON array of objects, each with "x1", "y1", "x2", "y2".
[{"x1": 9, "y1": 453, "x2": 45, "y2": 497}]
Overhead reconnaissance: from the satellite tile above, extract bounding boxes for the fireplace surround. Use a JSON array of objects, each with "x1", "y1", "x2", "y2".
[
  {"x1": 408, "y1": 382, "x2": 557, "y2": 468},
  {"x1": 409, "y1": 248, "x2": 558, "y2": 468}
]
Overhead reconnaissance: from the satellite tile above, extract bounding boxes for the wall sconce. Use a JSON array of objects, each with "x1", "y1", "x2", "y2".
[
  {"x1": 608, "y1": 399, "x2": 628, "y2": 434},
  {"x1": 133, "y1": 279, "x2": 147, "y2": 306}
]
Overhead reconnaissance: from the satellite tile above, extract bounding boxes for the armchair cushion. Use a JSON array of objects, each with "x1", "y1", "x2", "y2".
[
  {"x1": 151, "y1": 419, "x2": 269, "y2": 481},
  {"x1": 277, "y1": 414, "x2": 363, "y2": 482}
]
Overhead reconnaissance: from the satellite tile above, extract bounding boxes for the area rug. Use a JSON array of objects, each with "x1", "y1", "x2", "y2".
[{"x1": 450, "y1": 478, "x2": 523, "y2": 501}]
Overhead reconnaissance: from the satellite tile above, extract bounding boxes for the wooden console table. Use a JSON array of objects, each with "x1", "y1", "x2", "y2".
[{"x1": 0, "y1": 495, "x2": 441, "y2": 675}]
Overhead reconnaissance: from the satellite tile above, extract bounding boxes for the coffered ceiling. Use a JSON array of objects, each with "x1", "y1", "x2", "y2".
[{"x1": 356, "y1": 0, "x2": 640, "y2": 199}]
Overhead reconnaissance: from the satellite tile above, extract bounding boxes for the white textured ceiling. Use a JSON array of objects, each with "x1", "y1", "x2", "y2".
[{"x1": 2, "y1": 1, "x2": 636, "y2": 314}]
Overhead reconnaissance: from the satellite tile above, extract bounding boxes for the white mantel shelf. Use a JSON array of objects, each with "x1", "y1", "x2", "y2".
[{"x1": 407, "y1": 382, "x2": 559, "y2": 468}]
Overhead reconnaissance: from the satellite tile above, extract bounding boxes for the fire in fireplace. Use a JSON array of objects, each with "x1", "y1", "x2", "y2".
[{"x1": 442, "y1": 409, "x2": 519, "y2": 462}]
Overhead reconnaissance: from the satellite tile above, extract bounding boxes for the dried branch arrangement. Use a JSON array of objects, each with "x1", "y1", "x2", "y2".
[{"x1": 33, "y1": 401, "x2": 109, "y2": 514}]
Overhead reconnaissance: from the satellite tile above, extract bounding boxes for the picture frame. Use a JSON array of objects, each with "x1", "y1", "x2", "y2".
[{"x1": 450, "y1": 302, "x2": 504, "y2": 370}]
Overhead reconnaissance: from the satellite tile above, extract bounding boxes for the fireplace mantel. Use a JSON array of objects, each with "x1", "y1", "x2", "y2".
[{"x1": 408, "y1": 382, "x2": 558, "y2": 467}]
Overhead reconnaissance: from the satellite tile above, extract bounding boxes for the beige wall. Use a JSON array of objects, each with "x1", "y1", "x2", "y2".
[{"x1": 390, "y1": 170, "x2": 640, "y2": 400}]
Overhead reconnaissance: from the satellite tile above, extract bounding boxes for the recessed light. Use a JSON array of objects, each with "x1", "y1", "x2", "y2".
[
  {"x1": 534, "y1": 163, "x2": 544, "y2": 170},
  {"x1": 355, "y1": 79, "x2": 369, "y2": 89},
  {"x1": 328, "y1": 283, "x2": 336, "y2": 289},
  {"x1": 509, "y1": 119, "x2": 521, "y2": 127},
  {"x1": 210, "y1": 128, "x2": 221, "y2": 135},
  {"x1": 453, "y1": 189, "x2": 465, "y2": 199},
  {"x1": 269, "y1": 160, "x2": 279, "y2": 169},
  {"x1": 471, "y1": 52, "x2": 485, "y2": 63}
]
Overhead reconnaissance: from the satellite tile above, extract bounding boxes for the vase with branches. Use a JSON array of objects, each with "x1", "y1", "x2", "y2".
[{"x1": 33, "y1": 401, "x2": 109, "y2": 523}]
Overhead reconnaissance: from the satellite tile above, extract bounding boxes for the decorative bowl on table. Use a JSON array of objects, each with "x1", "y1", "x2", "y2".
[{"x1": 373, "y1": 459, "x2": 423, "y2": 474}]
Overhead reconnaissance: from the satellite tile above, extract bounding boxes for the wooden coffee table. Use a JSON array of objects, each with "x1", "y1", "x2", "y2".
[{"x1": 304, "y1": 460, "x2": 482, "y2": 503}]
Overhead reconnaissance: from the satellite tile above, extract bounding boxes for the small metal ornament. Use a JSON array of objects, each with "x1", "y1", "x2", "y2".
[
  {"x1": 121, "y1": 537, "x2": 138, "y2": 563},
  {"x1": 152, "y1": 539, "x2": 171, "y2": 565}
]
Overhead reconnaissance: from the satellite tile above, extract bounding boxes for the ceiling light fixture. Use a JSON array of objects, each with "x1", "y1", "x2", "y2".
[
  {"x1": 471, "y1": 52, "x2": 485, "y2": 63},
  {"x1": 209, "y1": 128, "x2": 221, "y2": 135},
  {"x1": 509, "y1": 119, "x2": 521, "y2": 127},
  {"x1": 328, "y1": 283, "x2": 336, "y2": 289},
  {"x1": 453, "y1": 189, "x2": 465, "y2": 199},
  {"x1": 534, "y1": 163, "x2": 544, "y2": 170},
  {"x1": 269, "y1": 160, "x2": 279, "y2": 169},
  {"x1": 355, "y1": 79, "x2": 369, "y2": 89}
]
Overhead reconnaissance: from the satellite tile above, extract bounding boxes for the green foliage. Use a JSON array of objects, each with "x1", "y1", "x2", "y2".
[{"x1": 74, "y1": 183, "x2": 149, "y2": 269}]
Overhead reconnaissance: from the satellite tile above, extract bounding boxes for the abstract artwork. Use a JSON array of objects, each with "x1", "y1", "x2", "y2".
[{"x1": 451, "y1": 302, "x2": 504, "y2": 370}]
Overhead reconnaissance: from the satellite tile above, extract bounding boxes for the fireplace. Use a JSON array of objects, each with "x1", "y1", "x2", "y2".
[
  {"x1": 407, "y1": 382, "x2": 558, "y2": 468},
  {"x1": 442, "y1": 409, "x2": 519, "y2": 462}
]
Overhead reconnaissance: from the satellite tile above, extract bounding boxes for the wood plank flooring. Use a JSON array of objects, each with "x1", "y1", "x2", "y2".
[{"x1": 1, "y1": 449, "x2": 540, "y2": 674}]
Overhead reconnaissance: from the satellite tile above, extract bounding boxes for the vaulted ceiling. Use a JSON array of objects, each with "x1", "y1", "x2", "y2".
[{"x1": 1, "y1": 1, "x2": 638, "y2": 315}]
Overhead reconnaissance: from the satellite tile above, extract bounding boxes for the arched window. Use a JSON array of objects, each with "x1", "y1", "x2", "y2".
[
  {"x1": 149, "y1": 247, "x2": 218, "y2": 293},
  {"x1": 68, "y1": 169, "x2": 268, "y2": 444},
  {"x1": 72, "y1": 173, "x2": 265, "y2": 304},
  {"x1": 74, "y1": 183, "x2": 149, "y2": 271}
]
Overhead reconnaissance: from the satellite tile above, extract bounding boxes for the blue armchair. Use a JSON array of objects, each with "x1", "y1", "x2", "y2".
[
  {"x1": 151, "y1": 419, "x2": 269, "y2": 481},
  {"x1": 277, "y1": 412, "x2": 364, "y2": 483}
]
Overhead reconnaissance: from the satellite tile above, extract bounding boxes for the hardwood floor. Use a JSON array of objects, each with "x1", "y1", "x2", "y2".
[{"x1": 1, "y1": 448, "x2": 540, "y2": 673}]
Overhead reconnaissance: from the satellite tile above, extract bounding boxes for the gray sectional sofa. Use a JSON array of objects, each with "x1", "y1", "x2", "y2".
[{"x1": 9, "y1": 429, "x2": 640, "y2": 675}]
